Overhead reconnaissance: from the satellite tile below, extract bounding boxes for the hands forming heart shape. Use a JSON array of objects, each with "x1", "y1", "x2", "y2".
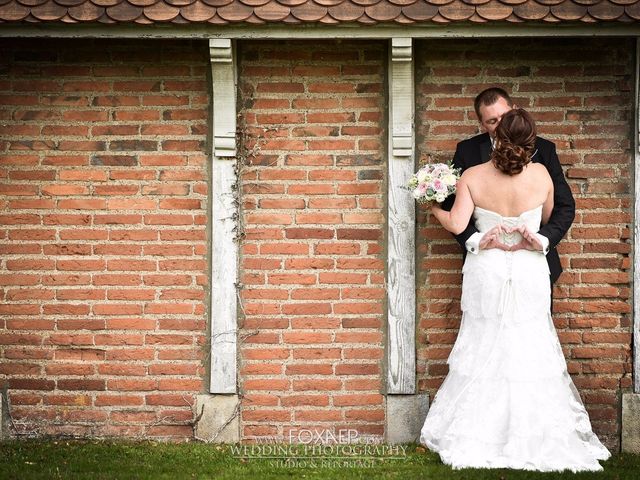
[{"x1": 479, "y1": 224, "x2": 544, "y2": 252}]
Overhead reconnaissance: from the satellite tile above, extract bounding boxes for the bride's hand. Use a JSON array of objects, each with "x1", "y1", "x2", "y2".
[
  {"x1": 507, "y1": 224, "x2": 543, "y2": 252},
  {"x1": 479, "y1": 225, "x2": 510, "y2": 251}
]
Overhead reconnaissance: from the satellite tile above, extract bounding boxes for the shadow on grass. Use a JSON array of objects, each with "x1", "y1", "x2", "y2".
[{"x1": 0, "y1": 440, "x2": 636, "y2": 479}]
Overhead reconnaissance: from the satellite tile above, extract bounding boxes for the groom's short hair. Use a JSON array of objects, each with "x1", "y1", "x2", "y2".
[{"x1": 474, "y1": 87, "x2": 513, "y2": 120}]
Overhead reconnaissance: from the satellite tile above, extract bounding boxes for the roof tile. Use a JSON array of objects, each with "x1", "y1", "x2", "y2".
[
  {"x1": 402, "y1": 0, "x2": 438, "y2": 19},
  {"x1": 16, "y1": 0, "x2": 47, "y2": 6},
  {"x1": 244, "y1": 11, "x2": 267, "y2": 19},
  {"x1": 31, "y1": 1, "x2": 67, "y2": 17},
  {"x1": 217, "y1": 0, "x2": 253, "y2": 18},
  {"x1": 1, "y1": 0, "x2": 640, "y2": 24},
  {"x1": 128, "y1": 0, "x2": 159, "y2": 6},
  {"x1": 627, "y1": 2, "x2": 640, "y2": 17},
  {"x1": 430, "y1": 10, "x2": 452, "y2": 19},
  {"x1": 352, "y1": 0, "x2": 383, "y2": 6},
  {"x1": 573, "y1": 0, "x2": 601, "y2": 5},
  {"x1": 318, "y1": 11, "x2": 340, "y2": 19},
  {"x1": 165, "y1": 0, "x2": 196, "y2": 6},
  {"x1": 97, "y1": 10, "x2": 117, "y2": 18},
  {"x1": 314, "y1": 0, "x2": 345, "y2": 6},
  {"x1": 498, "y1": 0, "x2": 528, "y2": 5},
  {"x1": 440, "y1": 0, "x2": 475, "y2": 18},
  {"x1": 143, "y1": 1, "x2": 180, "y2": 18},
  {"x1": 290, "y1": 1, "x2": 327, "y2": 19},
  {"x1": 239, "y1": 0, "x2": 270, "y2": 6},
  {"x1": 54, "y1": 0, "x2": 87, "y2": 6},
  {"x1": 588, "y1": 0, "x2": 624, "y2": 17},
  {"x1": 327, "y1": 0, "x2": 364, "y2": 19},
  {"x1": 1, "y1": 1, "x2": 31, "y2": 19},
  {"x1": 535, "y1": 0, "x2": 564, "y2": 5},
  {"x1": 207, "y1": 11, "x2": 229, "y2": 20},
  {"x1": 134, "y1": 10, "x2": 153, "y2": 18},
  {"x1": 67, "y1": 2, "x2": 104, "y2": 19},
  {"x1": 511, "y1": 0, "x2": 548, "y2": 17},
  {"x1": 395, "y1": 11, "x2": 415, "y2": 19},
  {"x1": 106, "y1": 2, "x2": 143, "y2": 19},
  {"x1": 179, "y1": 1, "x2": 216, "y2": 19},
  {"x1": 91, "y1": 0, "x2": 123, "y2": 7},
  {"x1": 475, "y1": 0, "x2": 512, "y2": 18},
  {"x1": 254, "y1": 1, "x2": 290, "y2": 18},
  {"x1": 428, "y1": 0, "x2": 455, "y2": 5},
  {"x1": 201, "y1": 0, "x2": 232, "y2": 7},
  {"x1": 387, "y1": 0, "x2": 416, "y2": 5},
  {"x1": 281, "y1": 11, "x2": 302, "y2": 19},
  {"x1": 550, "y1": 0, "x2": 587, "y2": 17},
  {"x1": 358, "y1": 12, "x2": 379, "y2": 19},
  {"x1": 365, "y1": 1, "x2": 400, "y2": 19},
  {"x1": 277, "y1": 0, "x2": 306, "y2": 6}
]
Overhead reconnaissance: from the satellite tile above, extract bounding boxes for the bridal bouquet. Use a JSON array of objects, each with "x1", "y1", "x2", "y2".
[{"x1": 408, "y1": 162, "x2": 461, "y2": 204}]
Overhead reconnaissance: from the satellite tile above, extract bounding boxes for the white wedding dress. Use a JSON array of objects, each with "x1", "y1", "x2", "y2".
[{"x1": 420, "y1": 205, "x2": 611, "y2": 472}]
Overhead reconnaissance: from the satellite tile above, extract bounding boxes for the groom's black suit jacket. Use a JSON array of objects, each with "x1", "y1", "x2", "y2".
[{"x1": 441, "y1": 132, "x2": 575, "y2": 284}]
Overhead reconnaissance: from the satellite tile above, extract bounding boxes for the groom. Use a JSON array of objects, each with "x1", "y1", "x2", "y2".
[{"x1": 441, "y1": 87, "x2": 575, "y2": 286}]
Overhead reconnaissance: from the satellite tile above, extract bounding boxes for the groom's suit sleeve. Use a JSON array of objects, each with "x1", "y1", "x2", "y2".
[
  {"x1": 537, "y1": 140, "x2": 575, "y2": 249},
  {"x1": 441, "y1": 141, "x2": 480, "y2": 252}
]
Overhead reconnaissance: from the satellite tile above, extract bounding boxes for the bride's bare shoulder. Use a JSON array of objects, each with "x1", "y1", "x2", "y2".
[
  {"x1": 463, "y1": 163, "x2": 490, "y2": 177},
  {"x1": 528, "y1": 162, "x2": 552, "y2": 180}
]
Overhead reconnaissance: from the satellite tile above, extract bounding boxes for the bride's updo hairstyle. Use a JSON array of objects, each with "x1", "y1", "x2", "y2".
[{"x1": 491, "y1": 108, "x2": 536, "y2": 176}]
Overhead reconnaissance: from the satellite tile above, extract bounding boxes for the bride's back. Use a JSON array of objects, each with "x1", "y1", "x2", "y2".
[{"x1": 464, "y1": 161, "x2": 552, "y2": 218}]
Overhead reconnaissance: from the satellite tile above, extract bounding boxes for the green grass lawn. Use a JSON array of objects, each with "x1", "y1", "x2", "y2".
[{"x1": 0, "y1": 440, "x2": 637, "y2": 479}]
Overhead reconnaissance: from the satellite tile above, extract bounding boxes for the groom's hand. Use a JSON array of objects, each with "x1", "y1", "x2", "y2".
[
  {"x1": 508, "y1": 225, "x2": 544, "y2": 252},
  {"x1": 479, "y1": 225, "x2": 510, "y2": 251}
]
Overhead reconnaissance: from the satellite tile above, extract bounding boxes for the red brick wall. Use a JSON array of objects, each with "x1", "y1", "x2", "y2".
[
  {"x1": 0, "y1": 36, "x2": 634, "y2": 449},
  {"x1": 0, "y1": 39, "x2": 209, "y2": 439},
  {"x1": 415, "y1": 38, "x2": 634, "y2": 452},
  {"x1": 237, "y1": 40, "x2": 387, "y2": 441}
]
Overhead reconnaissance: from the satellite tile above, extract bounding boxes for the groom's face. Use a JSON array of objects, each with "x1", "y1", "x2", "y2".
[{"x1": 478, "y1": 97, "x2": 513, "y2": 138}]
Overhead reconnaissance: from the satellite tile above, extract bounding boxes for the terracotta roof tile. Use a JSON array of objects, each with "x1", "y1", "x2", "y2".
[
  {"x1": 440, "y1": 0, "x2": 475, "y2": 19},
  {"x1": 106, "y1": 2, "x2": 142, "y2": 18},
  {"x1": 550, "y1": 0, "x2": 587, "y2": 17},
  {"x1": 352, "y1": 0, "x2": 382, "y2": 6},
  {"x1": 403, "y1": 0, "x2": 438, "y2": 19},
  {"x1": 536, "y1": 0, "x2": 564, "y2": 6},
  {"x1": 217, "y1": 0, "x2": 252, "y2": 19},
  {"x1": 201, "y1": 0, "x2": 232, "y2": 7},
  {"x1": 512, "y1": 0, "x2": 548, "y2": 17},
  {"x1": 16, "y1": 0, "x2": 47, "y2": 6},
  {"x1": 165, "y1": 0, "x2": 196, "y2": 6},
  {"x1": 500, "y1": 0, "x2": 528, "y2": 6},
  {"x1": 365, "y1": 1, "x2": 401, "y2": 19},
  {"x1": 291, "y1": 2, "x2": 327, "y2": 19},
  {"x1": 128, "y1": 0, "x2": 159, "y2": 6},
  {"x1": 588, "y1": 0, "x2": 624, "y2": 17},
  {"x1": 2, "y1": 0, "x2": 640, "y2": 23},
  {"x1": 476, "y1": 0, "x2": 512, "y2": 18},
  {"x1": 239, "y1": 0, "x2": 270, "y2": 6},
  {"x1": 2, "y1": 1, "x2": 31, "y2": 19},
  {"x1": 327, "y1": 1, "x2": 364, "y2": 20},
  {"x1": 180, "y1": 1, "x2": 216, "y2": 20},
  {"x1": 67, "y1": 2, "x2": 103, "y2": 18},
  {"x1": 254, "y1": 2, "x2": 290, "y2": 18}
]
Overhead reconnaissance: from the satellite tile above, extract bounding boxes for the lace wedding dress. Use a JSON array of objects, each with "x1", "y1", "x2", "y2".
[{"x1": 420, "y1": 205, "x2": 611, "y2": 472}]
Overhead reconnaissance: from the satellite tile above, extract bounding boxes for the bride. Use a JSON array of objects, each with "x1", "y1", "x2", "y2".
[{"x1": 421, "y1": 108, "x2": 611, "y2": 472}]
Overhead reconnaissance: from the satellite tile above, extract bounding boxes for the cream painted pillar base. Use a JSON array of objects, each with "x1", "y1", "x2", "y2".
[
  {"x1": 194, "y1": 394, "x2": 240, "y2": 443},
  {"x1": 385, "y1": 393, "x2": 429, "y2": 444}
]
